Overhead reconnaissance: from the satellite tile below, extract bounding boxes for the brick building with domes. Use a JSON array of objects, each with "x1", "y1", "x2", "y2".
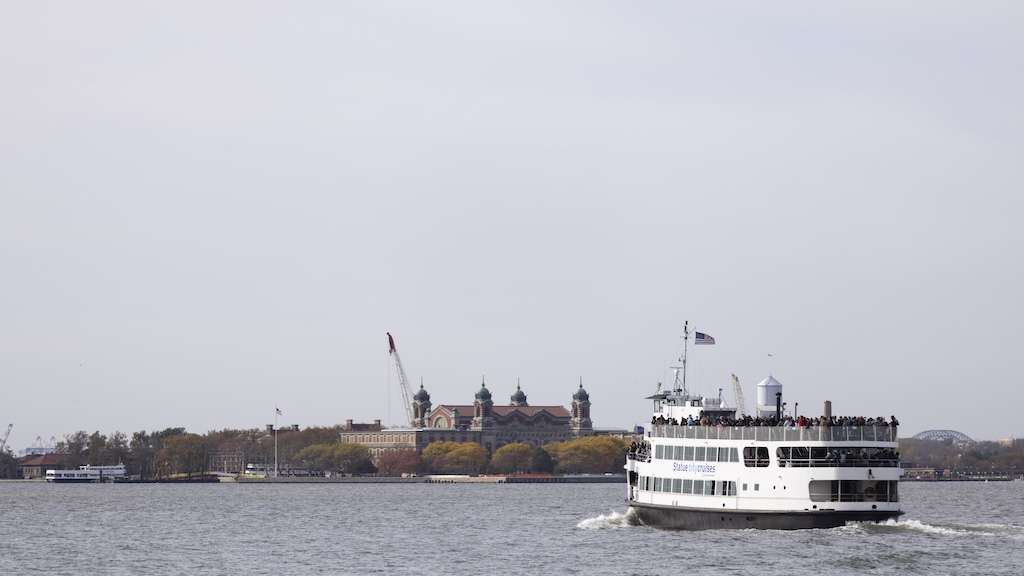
[{"x1": 339, "y1": 380, "x2": 594, "y2": 459}]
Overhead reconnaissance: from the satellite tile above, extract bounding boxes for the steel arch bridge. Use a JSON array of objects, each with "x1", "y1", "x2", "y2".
[{"x1": 912, "y1": 429, "x2": 975, "y2": 443}]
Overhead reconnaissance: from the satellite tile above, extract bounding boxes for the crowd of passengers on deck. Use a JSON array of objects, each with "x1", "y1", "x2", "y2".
[
  {"x1": 652, "y1": 414, "x2": 899, "y2": 429},
  {"x1": 627, "y1": 441, "x2": 651, "y2": 461},
  {"x1": 777, "y1": 446, "x2": 901, "y2": 467}
]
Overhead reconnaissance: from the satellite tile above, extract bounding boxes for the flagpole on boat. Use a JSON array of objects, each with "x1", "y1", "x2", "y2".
[{"x1": 681, "y1": 320, "x2": 690, "y2": 396}]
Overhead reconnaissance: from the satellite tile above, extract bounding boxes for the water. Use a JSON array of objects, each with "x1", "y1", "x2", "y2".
[{"x1": 2, "y1": 481, "x2": 1022, "y2": 575}]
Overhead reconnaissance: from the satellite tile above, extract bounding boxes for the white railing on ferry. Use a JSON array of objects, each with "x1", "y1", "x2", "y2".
[{"x1": 647, "y1": 425, "x2": 897, "y2": 443}]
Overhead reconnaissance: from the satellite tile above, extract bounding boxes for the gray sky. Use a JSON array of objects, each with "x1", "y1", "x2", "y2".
[{"x1": 2, "y1": 2, "x2": 1022, "y2": 453}]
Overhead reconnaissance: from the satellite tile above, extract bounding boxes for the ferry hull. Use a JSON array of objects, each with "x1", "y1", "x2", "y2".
[{"x1": 630, "y1": 501, "x2": 903, "y2": 530}]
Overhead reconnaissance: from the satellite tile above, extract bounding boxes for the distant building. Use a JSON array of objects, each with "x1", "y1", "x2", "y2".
[
  {"x1": 18, "y1": 454, "x2": 69, "y2": 479},
  {"x1": 209, "y1": 443, "x2": 247, "y2": 474},
  {"x1": 340, "y1": 380, "x2": 594, "y2": 459}
]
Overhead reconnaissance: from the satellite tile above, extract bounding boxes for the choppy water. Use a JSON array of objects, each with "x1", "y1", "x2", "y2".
[{"x1": 1, "y1": 480, "x2": 1021, "y2": 575}]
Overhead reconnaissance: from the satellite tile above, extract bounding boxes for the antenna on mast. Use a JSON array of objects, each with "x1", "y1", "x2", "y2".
[{"x1": 679, "y1": 321, "x2": 692, "y2": 395}]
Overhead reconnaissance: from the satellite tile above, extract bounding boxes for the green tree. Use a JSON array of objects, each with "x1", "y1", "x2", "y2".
[
  {"x1": 292, "y1": 443, "x2": 374, "y2": 474},
  {"x1": 490, "y1": 443, "x2": 534, "y2": 474},
  {"x1": 106, "y1": 431, "x2": 130, "y2": 465},
  {"x1": 292, "y1": 444, "x2": 333, "y2": 472},
  {"x1": 55, "y1": 431, "x2": 89, "y2": 469},
  {"x1": 0, "y1": 448, "x2": 19, "y2": 479},
  {"x1": 329, "y1": 443, "x2": 375, "y2": 474},
  {"x1": 422, "y1": 441, "x2": 461, "y2": 472},
  {"x1": 546, "y1": 436, "x2": 627, "y2": 474},
  {"x1": 438, "y1": 443, "x2": 489, "y2": 474},
  {"x1": 87, "y1": 431, "x2": 107, "y2": 465},
  {"x1": 156, "y1": 434, "x2": 210, "y2": 476},
  {"x1": 532, "y1": 447, "x2": 555, "y2": 474},
  {"x1": 128, "y1": 431, "x2": 156, "y2": 478}
]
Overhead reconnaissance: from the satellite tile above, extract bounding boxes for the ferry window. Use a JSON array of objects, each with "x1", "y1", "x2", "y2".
[
  {"x1": 672, "y1": 478, "x2": 682, "y2": 493},
  {"x1": 729, "y1": 448, "x2": 739, "y2": 462},
  {"x1": 693, "y1": 480, "x2": 704, "y2": 495},
  {"x1": 706, "y1": 447, "x2": 718, "y2": 462},
  {"x1": 673, "y1": 446, "x2": 684, "y2": 460},
  {"x1": 695, "y1": 446, "x2": 706, "y2": 461},
  {"x1": 684, "y1": 446, "x2": 695, "y2": 461},
  {"x1": 754, "y1": 484, "x2": 759, "y2": 491},
  {"x1": 683, "y1": 479, "x2": 693, "y2": 494},
  {"x1": 742, "y1": 483, "x2": 747, "y2": 491},
  {"x1": 704, "y1": 481, "x2": 714, "y2": 495},
  {"x1": 743, "y1": 446, "x2": 770, "y2": 467},
  {"x1": 655, "y1": 445, "x2": 665, "y2": 460},
  {"x1": 655, "y1": 477, "x2": 663, "y2": 492}
]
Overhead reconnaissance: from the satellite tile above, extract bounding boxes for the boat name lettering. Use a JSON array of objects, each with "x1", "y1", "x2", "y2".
[{"x1": 672, "y1": 462, "x2": 716, "y2": 474}]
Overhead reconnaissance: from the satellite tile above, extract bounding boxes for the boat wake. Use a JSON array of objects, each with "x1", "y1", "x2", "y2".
[
  {"x1": 854, "y1": 518, "x2": 1024, "y2": 539},
  {"x1": 576, "y1": 509, "x2": 640, "y2": 530}
]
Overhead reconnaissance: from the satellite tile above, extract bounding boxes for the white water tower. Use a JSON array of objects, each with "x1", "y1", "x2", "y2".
[{"x1": 756, "y1": 375, "x2": 783, "y2": 417}]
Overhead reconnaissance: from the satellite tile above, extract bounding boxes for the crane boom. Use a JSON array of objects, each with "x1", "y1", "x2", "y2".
[
  {"x1": 388, "y1": 333, "x2": 416, "y2": 426},
  {"x1": 731, "y1": 374, "x2": 747, "y2": 418},
  {"x1": 0, "y1": 424, "x2": 12, "y2": 453}
]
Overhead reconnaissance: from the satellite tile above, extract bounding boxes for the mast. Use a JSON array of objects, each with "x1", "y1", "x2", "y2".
[
  {"x1": 682, "y1": 320, "x2": 690, "y2": 394},
  {"x1": 673, "y1": 321, "x2": 693, "y2": 396}
]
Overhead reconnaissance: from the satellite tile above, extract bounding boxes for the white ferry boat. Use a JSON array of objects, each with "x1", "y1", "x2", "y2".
[
  {"x1": 45, "y1": 464, "x2": 128, "y2": 483},
  {"x1": 625, "y1": 324, "x2": 903, "y2": 530}
]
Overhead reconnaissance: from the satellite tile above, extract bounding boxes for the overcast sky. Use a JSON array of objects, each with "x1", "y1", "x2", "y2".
[{"x1": 2, "y1": 2, "x2": 1022, "y2": 454}]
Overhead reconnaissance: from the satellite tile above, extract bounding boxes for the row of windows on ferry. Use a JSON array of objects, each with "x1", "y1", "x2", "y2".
[
  {"x1": 654, "y1": 445, "x2": 741, "y2": 463},
  {"x1": 637, "y1": 475, "x2": 740, "y2": 496},
  {"x1": 653, "y1": 445, "x2": 896, "y2": 468}
]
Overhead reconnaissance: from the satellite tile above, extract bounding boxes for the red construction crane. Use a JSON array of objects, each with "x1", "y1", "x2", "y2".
[{"x1": 388, "y1": 333, "x2": 416, "y2": 426}]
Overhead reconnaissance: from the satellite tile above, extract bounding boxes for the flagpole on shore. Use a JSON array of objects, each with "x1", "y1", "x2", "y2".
[{"x1": 274, "y1": 406, "x2": 279, "y2": 478}]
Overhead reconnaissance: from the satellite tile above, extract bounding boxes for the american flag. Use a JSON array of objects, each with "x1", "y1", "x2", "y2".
[
  {"x1": 276, "y1": 407, "x2": 282, "y2": 415},
  {"x1": 694, "y1": 332, "x2": 716, "y2": 345}
]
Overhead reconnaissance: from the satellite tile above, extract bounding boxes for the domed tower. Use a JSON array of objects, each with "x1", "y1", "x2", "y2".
[
  {"x1": 570, "y1": 379, "x2": 592, "y2": 435},
  {"x1": 509, "y1": 381, "x2": 528, "y2": 407},
  {"x1": 472, "y1": 378, "x2": 495, "y2": 429},
  {"x1": 412, "y1": 382, "x2": 432, "y2": 427}
]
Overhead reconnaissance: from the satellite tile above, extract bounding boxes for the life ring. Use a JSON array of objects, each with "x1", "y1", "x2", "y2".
[{"x1": 864, "y1": 486, "x2": 876, "y2": 500}]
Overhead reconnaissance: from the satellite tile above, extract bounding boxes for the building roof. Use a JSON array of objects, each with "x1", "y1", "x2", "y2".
[
  {"x1": 19, "y1": 453, "x2": 66, "y2": 466},
  {"x1": 435, "y1": 404, "x2": 571, "y2": 419}
]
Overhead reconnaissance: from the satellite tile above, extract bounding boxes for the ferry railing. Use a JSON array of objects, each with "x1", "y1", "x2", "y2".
[
  {"x1": 647, "y1": 424, "x2": 897, "y2": 443},
  {"x1": 778, "y1": 458, "x2": 900, "y2": 468}
]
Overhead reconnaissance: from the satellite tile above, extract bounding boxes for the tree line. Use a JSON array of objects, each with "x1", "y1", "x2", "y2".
[
  {"x1": 2, "y1": 426, "x2": 629, "y2": 478},
  {"x1": 8, "y1": 429, "x2": 1024, "y2": 479},
  {"x1": 898, "y1": 438, "x2": 1024, "y2": 472}
]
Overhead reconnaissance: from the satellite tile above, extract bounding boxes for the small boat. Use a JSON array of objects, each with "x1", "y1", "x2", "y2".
[
  {"x1": 45, "y1": 464, "x2": 127, "y2": 483},
  {"x1": 624, "y1": 323, "x2": 903, "y2": 530}
]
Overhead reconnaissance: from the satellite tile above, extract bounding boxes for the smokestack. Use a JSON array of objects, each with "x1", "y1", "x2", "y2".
[
  {"x1": 775, "y1": 392, "x2": 782, "y2": 420},
  {"x1": 823, "y1": 400, "x2": 832, "y2": 419}
]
